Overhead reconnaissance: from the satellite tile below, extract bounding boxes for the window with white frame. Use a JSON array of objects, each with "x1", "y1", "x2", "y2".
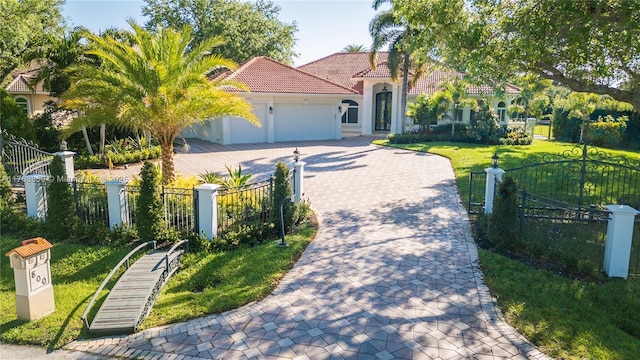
[
  {"x1": 15, "y1": 97, "x2": 29, "y2": 115},
  {"x1": 341, "y1": 100, "x2": 358, "y2": 124},
  {"x1": 497, "y1": 101, "x2": 507, "y2": 122}
]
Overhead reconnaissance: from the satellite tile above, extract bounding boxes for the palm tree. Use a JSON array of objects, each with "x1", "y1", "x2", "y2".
[
  {"x1": 369, "y1": 0, "x2": 427, "y2": 134},
  {"x1": 342, "y1": 44, "x2": 367, "y2": 53},
  {"x1": 439, "y1": 78, "x2": 477, "y2": 137},
  {"x1": 62, "y1": 21, "x2": 259, "y2": 184}
]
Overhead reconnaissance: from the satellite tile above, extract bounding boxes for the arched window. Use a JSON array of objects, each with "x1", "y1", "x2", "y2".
[
  {"x1": 15, "y1": 97, "x2": 29, "y2": 115},
  {"x1": 341, "y1": 100, "x2": 358, "y2": 124},
  {"x1": 497, "y1": 101, "x2": 507, "y2": 122}
]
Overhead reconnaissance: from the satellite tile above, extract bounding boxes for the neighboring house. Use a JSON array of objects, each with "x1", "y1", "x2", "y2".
[
  {"x1": 4, "y1": 65, "x2": 53, "y2": 118},
  {"x1": 183, "y1": 52, "x2": 520, "y2": 145}
]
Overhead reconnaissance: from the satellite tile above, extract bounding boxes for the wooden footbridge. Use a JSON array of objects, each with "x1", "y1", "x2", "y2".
[{"x1": 81, "y1": 240, "x2": 188, "y2": 336}]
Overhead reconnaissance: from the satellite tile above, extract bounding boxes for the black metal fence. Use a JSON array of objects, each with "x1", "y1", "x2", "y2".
[
  {"x1": 517, "y1": 189, "x2": 610, "y2": 276},
  {"x1": 73, "y1": 181, "x2": 109, "y2": 226},
  {"x1": 124, "y1": 185, "x2": 196, "y2": 234},
  {"x1": 469, "y1": 143, "x2": 640, "y2": 214},
  {"x1": 217, "y1": 177, "x2": 274, "y2": 236}
]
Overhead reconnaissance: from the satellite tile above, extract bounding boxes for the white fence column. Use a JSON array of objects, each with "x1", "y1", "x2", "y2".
[
  {"x1": 484, "y1": 167, "x2": 505, "y2": 214},
  {"x1": 24, "y1": 175, "x2": 48, "y2": 220},
  {"x1": 289, "y1": 161, "x2": 305, "y2": 205},
  {"x1": 196, "y1": 184, "x2": 221, "y2": 240},
  {"x1": 54, "y1": 151, "x2": 75, "y2": 180},
  {"x1": 105, "y1": 180, "x2": 129, "y2": 230},
  {"x1": 603, "y1": 205, "x2": 639, "y2": 279}
]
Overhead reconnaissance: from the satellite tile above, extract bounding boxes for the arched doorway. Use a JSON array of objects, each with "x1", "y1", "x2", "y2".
[{"x1": 375, "y1": 87, "x2": 392, "y2": 131}]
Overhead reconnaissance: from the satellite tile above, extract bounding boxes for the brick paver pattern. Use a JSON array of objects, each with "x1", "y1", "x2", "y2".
[{"x1": 66, "y1": 137, "x2": 549, "y2": 359}]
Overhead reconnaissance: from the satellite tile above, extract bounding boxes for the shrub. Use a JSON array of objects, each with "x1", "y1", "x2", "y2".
[
  {"x1": 273, "y1": 162, "x2": 296, "y2": 231},
  {"x1": 45, "y1": 156, "x2": 80, "y2": 242},
  {"x1": 136, "y1": 161, "x2": 168, "y2": 243},
  {"x1": 0, "y1": 88, "x2": 36, "y2": 141},
  {"x1": 487, "y1": 177, "x2": 520, "y2": 250},
  {"x1": 499, "y1": 128, "x2": 533, "y2": 145},
  {"x1": 388, "y1": 125, "x2": 472, "y2": 144},
  {"x1": 585, "y1": 115, "x2": 628, "y2": 148},
  {"x1": 0, "y1": 162, "x2": 12, "y2": 207},
  {"x1": 74, "y1": 146, "x2": 161, "y2": 169},
  {"x1": 469, "y1": 101, "x2": 502, "y2": 144}
]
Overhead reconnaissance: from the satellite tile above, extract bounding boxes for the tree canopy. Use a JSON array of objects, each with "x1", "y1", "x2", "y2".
[
  {"x1": 0, "y1": 0, "x2": 65, "y2": 82},
  {"x1": 142, "y1": 0, "x2": 298, "y2": 64},
  {"x1": 342, "y1": 44, "x2": 367, "y2": 53},
  {"x1": 395, "y1": 0, "x2": 640, "y2": 112},
  {"x1": 61, "y1": 21, "x2": 259, "y2": 184}
]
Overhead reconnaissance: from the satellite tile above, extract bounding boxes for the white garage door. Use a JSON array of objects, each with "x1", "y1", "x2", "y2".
[
  {"x1": 274, "y1": 104, "x2": 336, "y2": 141},
  {"x1": 230, "y1": 103, "x2": 267, "y2": 144}
]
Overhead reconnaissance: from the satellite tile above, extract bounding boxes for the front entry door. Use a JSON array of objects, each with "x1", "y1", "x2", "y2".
[{"x1": 375, "y1": 91, "x2": 392, "y2": 131}]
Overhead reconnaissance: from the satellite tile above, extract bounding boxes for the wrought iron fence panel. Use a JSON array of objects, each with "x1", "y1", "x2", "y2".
[
  {"x1": 503, "y1": 144, "x2": 639, "y2": 209},
  {"x1": 217, "y1": 178, "x2": 274, "y2": 237},
  {"x1": 468, "y1": 171, "x2": 487, "y2": 214},
  {"x1": 1, "y1": 131, "x2": 54, "y2": 185},
  {"x1": 517, "y1": 190, "x2": 609, "y2": 276},
  {"x1": 162, "y1": 186, "x2": 195, "y2": 234},
  {"x1": 124, "y1": 186, "x2": 195, "y2": 234},
  {"x1": 125, "y1": 185, "x2": 139, "y2": 225},
  {"x1": 73, "y1": 181, "x2": 109, "y2": 226}
]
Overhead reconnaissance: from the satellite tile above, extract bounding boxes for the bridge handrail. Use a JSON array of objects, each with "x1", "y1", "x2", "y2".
[
  {"x1": 81, "y1": 240, "x2": 157, "y2": 329},
  {"x1": 163, "y1": 239, "x2": 189, "y2": 275}
]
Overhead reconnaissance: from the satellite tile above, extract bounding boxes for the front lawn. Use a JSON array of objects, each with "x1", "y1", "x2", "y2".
[
  {"x1": 377, "y1": 138, "x2": 640, "y2": 359},
  {"x1": 0, "y1": 222, "x2": 316, "y2": 348}
]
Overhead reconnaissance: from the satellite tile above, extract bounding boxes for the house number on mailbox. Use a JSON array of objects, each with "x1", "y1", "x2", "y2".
[{"x1": 30, "y1": 264, "x2": 49, "y2": 291}]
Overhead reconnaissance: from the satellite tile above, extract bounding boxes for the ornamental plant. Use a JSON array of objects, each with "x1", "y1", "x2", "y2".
[
  {"x1": 46, "y1": 156, "x2": 79, "y2": 242},
  {"x1": 136, "y1": 161, "x2": 168, "y2": 242},
  {"x1": 272, "y1": 161, "x2": 297, "y2": 231}
]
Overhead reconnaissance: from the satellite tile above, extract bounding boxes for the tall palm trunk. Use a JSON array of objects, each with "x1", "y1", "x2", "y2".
[
  {"x1": 99, "y1": 123, "x2": 106, "y2": 154},
  {"x1": 81, "y1": 125, "x2": 93, "y2": 155},
  {"x1": 160, "y1": 140, "x2": 175, "y2": 185},
  {"x1": 399, "y1": 52, "x2": 410, "y2": 134}
]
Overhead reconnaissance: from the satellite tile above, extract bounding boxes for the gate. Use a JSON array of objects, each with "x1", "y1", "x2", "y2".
[
  {"x1": 1, "y1": 130, "x2": 54, "y2": 185},
  {"x1": 469, "y1": 143, "x2": 640, "y2": 214}
]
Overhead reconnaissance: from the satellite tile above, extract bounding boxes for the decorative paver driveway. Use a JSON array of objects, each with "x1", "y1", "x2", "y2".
[{"x1": 67, "y1": 137, "x2": 548, "y2": 359}]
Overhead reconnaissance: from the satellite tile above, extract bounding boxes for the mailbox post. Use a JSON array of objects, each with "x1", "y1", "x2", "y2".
[{"x1": 5, "y1": 237, "x2": 55, "y2": 320}]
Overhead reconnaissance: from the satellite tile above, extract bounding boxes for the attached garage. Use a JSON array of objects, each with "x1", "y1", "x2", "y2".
[
  {"x1": 229, "y1": 103, "x2": 268, "y2": 144},
  {"x1": 274, "y1": 104, "x2": 337, "y2": 142}
]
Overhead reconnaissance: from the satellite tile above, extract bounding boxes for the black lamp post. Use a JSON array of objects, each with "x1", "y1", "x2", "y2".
[
  {"x1": 293, "y1": 148, "x2": 300, "y2": 162},
  {"x1": 491, "y1": 153, "x2": 499, "y2": 168}
]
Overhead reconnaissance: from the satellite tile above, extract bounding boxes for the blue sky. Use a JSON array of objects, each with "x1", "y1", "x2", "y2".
[{"x1": 62, "y1": 0, "x2": 383, "y2": 66}]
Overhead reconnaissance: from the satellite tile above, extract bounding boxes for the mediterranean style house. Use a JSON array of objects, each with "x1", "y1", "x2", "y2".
[
  {"x1": 4, "y1": 65, "x2": 50, "y2": 118},
  {"x1": 5, "y1": 52, "x2": 519, "y2": 145},
  {"x1": 182, "y1": 52, "x2": 520, "y2": 144}
]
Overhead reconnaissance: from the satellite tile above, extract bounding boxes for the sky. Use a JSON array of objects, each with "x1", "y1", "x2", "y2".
[{"x1": 62, "y1": 0, "x2": 383, "y2": 66}]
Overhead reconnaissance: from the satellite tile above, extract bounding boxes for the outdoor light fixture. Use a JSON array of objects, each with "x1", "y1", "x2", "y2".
[
  {"x1": 293, "y1": 148, "x2": 300, "y2": 162},
  {"x1": 338, "y1": 105, "x2": 342, "y2": 113},
  {"x1": 268, "y1": 106, "x2": 273, "y2": 114},
  {"x1": 60, "y1": 140, "x2": 67, "y2": 151},
  {"x1": 382, "y1": 83, "x2": 388, "y2": 94},
  {"x1": 491, "y1": 153, "x2": 499, "y2": 168}
]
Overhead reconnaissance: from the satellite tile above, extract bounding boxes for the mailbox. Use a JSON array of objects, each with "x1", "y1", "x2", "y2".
[{"x1": 5, "y1": 237, "x2": 55, "y2": 320}]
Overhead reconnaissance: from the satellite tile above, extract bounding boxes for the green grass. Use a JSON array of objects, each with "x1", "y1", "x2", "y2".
[
  {"x1": 0, "y1": 222, "x2": 316, "y2": 348},
  {"x1": 374, "y1": 139, "x2": 640, "y2": 210},
  {"x1": 377, "y1": 138, "x2": 640, "y2": 359},
  {"x1": 480, "y1": 249, "x2": 640, "y2": 360}
]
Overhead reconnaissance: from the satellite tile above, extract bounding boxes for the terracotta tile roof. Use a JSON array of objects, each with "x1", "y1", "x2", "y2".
[
  {"x1": 5, "y1": 238, "x2": 53, "y2": 258},
  {"x1": 299, "y1": 52, "x2": 388, "y2": 90},
  {"x1": 214, "y1": 56, "x2": 358, "y2": 95},
  {"x1": 299, "y1": 52, "x2": 519, "y2": 96},
  {"x1": 5, "y1": 68, "x2": 47, "y2": 94}
]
